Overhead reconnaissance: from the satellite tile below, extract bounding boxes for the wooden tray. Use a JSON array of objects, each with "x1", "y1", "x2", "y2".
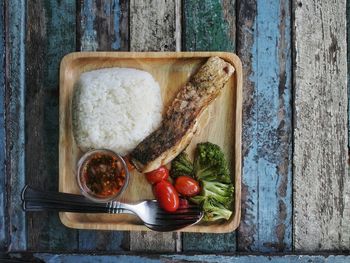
[{"x1": 59, "y1": 52, "x2": 242, "y2": 233}]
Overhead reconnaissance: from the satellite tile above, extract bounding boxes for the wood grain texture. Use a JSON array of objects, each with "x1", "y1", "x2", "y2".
[
  {"x1": 59, "y1": 52, "x2": 242, "y2": 234},
  {"x1": 5, "y1": 0, "x2": 27, "y2": 251},
  {"x1": 293, "y1": 0, "x2": 350, "y2": 251},
  {"x1": 348, "y1": 0, "x2": 350, "y2": 148},
  {"x1": 130, "y1": 0, "x2": 179, "y2": 51},
  {"x1": 0, "y1": 0, "x2": 6, "y2": 250},
  {"x1": 237, "y1": 0, "x2": 292, "y2": 252},
  {"x1": 11, "y1": 253, "x2": 350, "y2": 263},
  {"x1": 77, "y1": 0, "x2": 129, "y2": 251},
  {"x1": 182, "y1": 0, "x2": 237, "y2": 253},
  {"x1": 25, "y1": 0, "x2": 78, "y2": 251},
  {"x1": 129, "y1": 0, "x2": 179, "y2": 251},
  {"x1": 183, "y1": 0, "x2": 235, "y2": 52},
  {"x1": 78, "y1": 230, "x2": 129, "y2": 251},
  {"x1": 77, "y1": 0, "x2": 129, "y2": 51}
]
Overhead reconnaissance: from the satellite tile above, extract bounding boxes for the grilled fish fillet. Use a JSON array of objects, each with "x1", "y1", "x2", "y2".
[{"x1": 130, "y1": 56, "x2": 235, "y2": 172}]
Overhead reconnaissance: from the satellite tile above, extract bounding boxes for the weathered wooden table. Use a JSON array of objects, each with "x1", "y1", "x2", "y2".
[{"x1": 1, "y1": 0, "x2": 350, "y2": 262}]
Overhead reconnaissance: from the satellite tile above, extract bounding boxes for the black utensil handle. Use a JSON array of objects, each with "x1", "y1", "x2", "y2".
[
  {"x1": 22, "y1": 200, "x2": 130, "y2": 214},
  {"x1": 21, "y1": 185, "x2": 96, "y2": 204}
]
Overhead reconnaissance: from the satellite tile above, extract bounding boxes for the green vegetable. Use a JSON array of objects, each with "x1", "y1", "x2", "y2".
[
  {"x1": 170, "y1": 152, "x2": 194, "y2": 178},
  {"x1": 194, "y1": 142, "x2": 231, "y2": 184},
  {"x1": 201, "y1": 197, "x2": 233, "y2": 221},
  {"x1": 171, "y1": 142, "x2": 234, "y2": 222}
]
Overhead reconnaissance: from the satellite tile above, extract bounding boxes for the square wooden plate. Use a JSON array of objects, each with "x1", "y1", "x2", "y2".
[{"x1": 59, "y1": 52, "x2": 242, "y2": 233}]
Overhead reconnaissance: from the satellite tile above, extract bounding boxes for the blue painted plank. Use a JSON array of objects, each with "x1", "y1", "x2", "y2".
[
  {"x1": 25, "y1": 0, "x2": 78, "y2": 250},
  {"x1": 26, "y1": 254, "x2": 350, "y2": 263},
  {"x1": 78, "y1": 231, "x2": 128, "y2": 251},
  {"x1": 77, "y1": 0, "x2": 128, "y2": 51},
  {"x1": 77, "y1": 0, "x2": 129, "y2": 251},
  {"x1": 182, "y1": 0, "x2": 236, "y2": 253},
  {"x1": 6, "y1": 0, "x2": 27, "y2": 251},
  {"x1": 237, "y1": 0, "x2": 292, "y2": 252},
  {"x1": 0, "y1": 0, "x2": 6, "y2": 250}
]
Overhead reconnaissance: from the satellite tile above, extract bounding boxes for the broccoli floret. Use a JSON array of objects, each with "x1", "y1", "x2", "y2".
[
  {"x1": 201, "y1": 180, "x2": 234, "y2": 207},
  {"x1": 170, "y1": 152, "x2": 194, "y2": 178},
  {"x1": 201, "y1": 197, "x2": 233, "y2": 221},
  {"x1": 194, "y1": 142, "x2": 231, "y2": 184},
  {"x1": 189, "y1": 142, "x2": 234, "y2": 222}
]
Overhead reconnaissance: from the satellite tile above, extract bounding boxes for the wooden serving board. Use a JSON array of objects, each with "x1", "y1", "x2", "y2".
[{"x1": 59, "y1": 52, "x2": 242, "y2": 233}]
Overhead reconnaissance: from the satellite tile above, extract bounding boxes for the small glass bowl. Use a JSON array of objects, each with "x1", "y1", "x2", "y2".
[{"x1": 76, "y1": 149, "x2": 130, "y2": 203}]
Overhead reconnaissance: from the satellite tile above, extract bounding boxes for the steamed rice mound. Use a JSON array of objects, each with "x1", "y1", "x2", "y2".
[{"x1": 72, "y1": 67, "x2": 163, "y2": 156}]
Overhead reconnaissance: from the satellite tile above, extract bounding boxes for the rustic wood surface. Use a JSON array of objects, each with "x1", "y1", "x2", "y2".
[
  {"x1": 25, "y1": 0, "x2": 78, "y2": 251},
  {"x1": 5, "y1": 0, "x2": 27, "y2": 251},
  {"x1": 0, "y1": 0, "x2": 6, "y2": 251},
  {"x1": 77, "y1": 0, "x2": 129, "y2": 52},
  {"x1": 1, "y1": 0, "x2": 350, "y2": 258},
  {"x1": 130, "y1": 0, "x2": 180, "y2": 52},
  {"x1": 293, "y1": 0, "x2": 350, "y2": 251},
  {"x1": 236, "y1": 0, "x2": 293, "y2": 252},
  {"x1": 3, "y1": 253, "x2": 350, "y2": 262}
]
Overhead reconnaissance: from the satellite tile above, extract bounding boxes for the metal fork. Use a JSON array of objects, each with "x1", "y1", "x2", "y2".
[{"x1": 21, "y1": 185, "x2": 203, "y2": 232}]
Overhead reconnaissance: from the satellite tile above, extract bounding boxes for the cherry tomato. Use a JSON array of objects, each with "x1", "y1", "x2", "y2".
[
  {"x1": 145, "y1": 166, "x2": 169, "y2": 184},
  {"x1": 174, "y1": 176, "x2": 200, "y2": 197},
  {"x1": 153, "y1": 180, "x2": 179, "y2": 212},
  {"x1": 179, "y1": 198, "x2": 189, "y2": 209}
]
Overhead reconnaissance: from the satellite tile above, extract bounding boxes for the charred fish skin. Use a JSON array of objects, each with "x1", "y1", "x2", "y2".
[{"x1": 131, "y1": 56, "x2": 235, "y2": 173}]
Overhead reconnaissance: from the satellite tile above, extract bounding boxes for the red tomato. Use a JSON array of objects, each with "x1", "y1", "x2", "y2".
[
  {"x1": 153, "y1": 180, "x2": 179, "y2": 212},
  {"x1": 179, "y1": 198, "x2": 189, "y2": 209},
  {"x1": 145, "y1": 166, "x2": 169, "y2": 184},
  {"x1": 174, "y1": 176, "x2": 200, "y2": 197}
]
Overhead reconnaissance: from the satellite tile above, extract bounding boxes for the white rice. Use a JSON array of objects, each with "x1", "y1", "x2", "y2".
[{"x1": 72, "y1": 67, "x2": 162, "y2": 156}]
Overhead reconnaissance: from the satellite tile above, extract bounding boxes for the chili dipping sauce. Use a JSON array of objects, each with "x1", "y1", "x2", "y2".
[{"x1": 79, "y1": 152, "x2": 127, "y2": 198}]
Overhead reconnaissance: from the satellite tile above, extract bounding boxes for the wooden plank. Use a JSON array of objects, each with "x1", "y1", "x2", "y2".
[
  {"x1": 236, "y1": 0, "x2": 292, "y2": 252},
  {"x1": 77, "y1": 0, "x2": 128, "y2": 51},
  {"x1": 293, "y1": 0, "x2": 350, "y2": 251},
  {"x1": 182, "y1": 0, "x2": 235, "y2": 51},
  {"x1": 76, "y1": 0, "x2": 129, "y2": 251},
  {"x1": 5, "y1": 0, "x2": 27, "y2": 251},
  {"x1": 25, "y1": 0, "x2": 78, "y2": 251},
  {"x1": 182, "y1": 0, "x2": 236, "y2": 253},
  {"x1": 6, "y1": 253, "x2": 350, "y2": 263},
  {"x1": 78, "y1": 231, "x2": 129, "y2": 251},
  {"x1": 348, "y1": 0, "x2": 350, "y2": 148},
  {"x1": 129, "y1": 0, "x2": 180, "y2": 252},
  {"x1": 0, "y1": 0, "x2": 6, "y2": 250},
  {"x1": 130, "y1": 0, "x2": 179, "y2": 51}
]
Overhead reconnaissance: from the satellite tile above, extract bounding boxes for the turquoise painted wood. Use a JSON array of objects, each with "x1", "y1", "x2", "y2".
[
  {"x1": 77, "y1": 0, "x2": 129, "y2": 251},
  {"x1": 0, "y1": 0, "x2": 6, "y2": 250},
  {"x1": 182, "y1": 0, "x2": 236, "y2": 253},
  {"x1": 25, "y1": 0, "x2": 78, "y2": 251},
  {"x1": 22, "y1": 254, "x2": 350, "y2": 263},
  {"x1": 237, "y1": 0, "x2": 292, "y2": 252},
  {"x1": 6, "y1": 0, "x2": 27, "y2": 251}
]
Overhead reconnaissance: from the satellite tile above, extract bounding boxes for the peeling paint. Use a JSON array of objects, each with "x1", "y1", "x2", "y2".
[{"x1": 237, "y1": 0, "x2": 292, "y2": 252}]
